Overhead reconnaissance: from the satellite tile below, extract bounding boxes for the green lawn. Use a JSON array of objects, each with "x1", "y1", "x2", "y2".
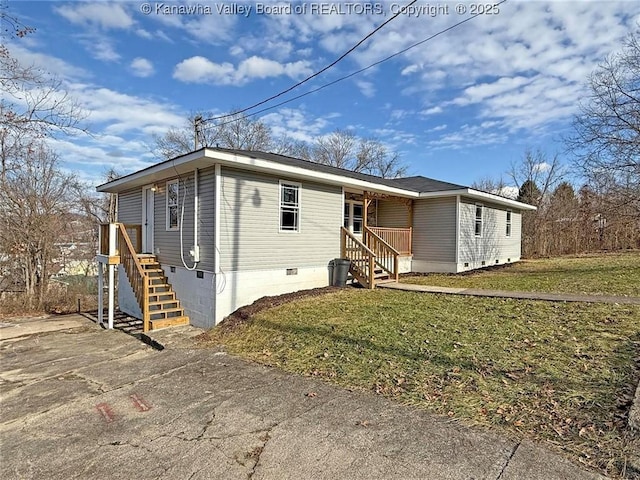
[
  {"x1": 402, "y1": 252, "x2": 640, "y2": 297},
  {"x1": 204, "y1": 288, "x2": 640, "y2": 478}
]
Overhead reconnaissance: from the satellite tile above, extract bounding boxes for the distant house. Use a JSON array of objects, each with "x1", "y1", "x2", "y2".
[{"x1": 96, "y1": 148, "x2": 535, "y2": 331}]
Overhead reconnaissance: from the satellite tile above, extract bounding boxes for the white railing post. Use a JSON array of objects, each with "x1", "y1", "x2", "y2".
[{"x1": 108, "y1": 223, "x2": 118, "y2": 256}]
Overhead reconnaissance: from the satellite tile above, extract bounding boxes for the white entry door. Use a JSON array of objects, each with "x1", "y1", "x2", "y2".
[{"x1": 142, "y1": 185, "x2": 155, "y2": 253}]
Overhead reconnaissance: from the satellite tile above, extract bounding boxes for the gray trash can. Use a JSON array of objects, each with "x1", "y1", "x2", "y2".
[
  {"x1": 332, "y1": 258, "x2": 351, "y2": 287},
  {"x1": 327, "y1": 259, "x2": 335, "y2": 285}
]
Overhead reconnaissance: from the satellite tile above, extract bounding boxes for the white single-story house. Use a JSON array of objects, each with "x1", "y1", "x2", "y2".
[{"x1": 96, "y1": 148, "x2": 535, "y2": 331}]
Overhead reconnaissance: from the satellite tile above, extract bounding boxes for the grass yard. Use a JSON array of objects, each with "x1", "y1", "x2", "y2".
[
  {"x1": 203, "y1": 288, "x2": 640, "y2": 478},
  {"x1": 402, "y1": 252, "x2": 640, "y2": 297}
]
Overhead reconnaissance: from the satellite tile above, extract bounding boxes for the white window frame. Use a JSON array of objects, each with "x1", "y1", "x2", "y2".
[
  {"x1": 506, "y1": 209, "x2": 512, "y2": 237},
  {"x1": 343, "y1": 200, "x2": 364, "y2": 235},
  {"x1": 474, "y1": 203, "x2": 483, "y2": 237},
  {"x1": 166, "y1": 179, "x2": 179, "y2": 231},
  {"x1": 279, "y1": 181, "x2": 301, "y2": 233}
]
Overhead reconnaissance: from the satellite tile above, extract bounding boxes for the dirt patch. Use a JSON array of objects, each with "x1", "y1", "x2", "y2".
[{"x1": 196, "y1": 286, "x2": 342, "y2": 340}]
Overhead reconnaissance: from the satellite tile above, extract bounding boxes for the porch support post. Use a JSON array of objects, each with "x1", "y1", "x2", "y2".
[
  {"x1": 107, "y1": 223, "x2": 118, "y2": 330},
  {"x1": 363, "y1": 191, "x2": 369, "y2": 229},
  {"x1": 107, "y1": 264, "x2": 115, "y2": 329},
  {"x1": 97, "y1": 263, "x2": 104, "y2": 327},
  {"x1": 407, "y1": 199, "x2": 414, "y2": 227}
]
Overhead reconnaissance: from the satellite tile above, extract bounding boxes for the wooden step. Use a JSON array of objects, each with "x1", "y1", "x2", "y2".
[
  {"x1": 148, "y1": 292, "x2": 176, "y2": 302},
  {"x1": 148, "y1": 285, "x2": 171, "y2": 294},
  {"x1": 149, "y1": 299, "x2": 179, "y2": 309},
  {"x1": 149, "y1": 316, "x2": 190, "y2": 330},
  {"x1": 149, "y1": 307, "x2": 185, "y2": 320}
]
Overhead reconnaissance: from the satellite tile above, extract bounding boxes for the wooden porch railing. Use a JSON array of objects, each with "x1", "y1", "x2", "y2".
[
  {"x1": 99, "y1": 224, "x2": 142, "y2": 256},
  {"x1": 364, "y1": 226, "x2": 400, "y2": 282},
  {"x1": 116, "y1": 224, "x2": 150, "y2": 332},
  {"x1": 341, "y1": 227, "x2": 376, "y2": 289},
  {"x1": 367, "y1": 226, "x2": 412, "y2": 255}
]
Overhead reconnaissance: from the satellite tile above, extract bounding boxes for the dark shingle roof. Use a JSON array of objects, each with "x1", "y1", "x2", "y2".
[
  {"x1": 386, "y1": 176, "x2": 466, "y2": 193},
  {"x1": 214, "y1": 148, "x2": 468, "y2": 193}
]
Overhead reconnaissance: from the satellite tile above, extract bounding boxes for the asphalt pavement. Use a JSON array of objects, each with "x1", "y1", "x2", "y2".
[{"x1": 0, "y1": 314, "x2": 605, "y2": 479}]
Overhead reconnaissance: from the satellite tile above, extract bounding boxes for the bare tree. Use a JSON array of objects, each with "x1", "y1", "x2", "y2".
[
  {"x1": 0, "y1": 14, "x2": 86, "y2": 179},
  {"x1": 471, "y1": 176, "x2": 508, "y2": 196},
  {"x1": 79, "y1": 167, "x2": 120, "y2": 225},
  {"x1": 313, "y1": 129, "x2": 357, "y2": 170},
  {"x1": 153, "y1": 111, "x2": 275, "y2": 159},
  {"x1": 0, "y1": 141, "x2": 80, "y2": 306},
  {"x1": 508, "y1": 149, "x2": 565, "y2": 256},
  {"x1": 568, "y1": 31, "x2": 640, "y2": 215},
  {"x1": 312, "y1": 130, "x2": 406, "y2": 178}
]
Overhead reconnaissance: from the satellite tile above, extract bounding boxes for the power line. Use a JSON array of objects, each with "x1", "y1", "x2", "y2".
[
  {"x1": 200, "y1": 0, "x2": 418, "y2": 123},
  {"x1": 202, "y1": 0, "x2": 508, "y2": 132}
]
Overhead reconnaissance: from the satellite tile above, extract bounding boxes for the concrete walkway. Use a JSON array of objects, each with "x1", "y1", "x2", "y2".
[
  {"x1": 1, "y1": 314, "x2": 605, "y2": 479},
  {"x1": 378, "y1": 282, "x2": 640, "y2": 304}
]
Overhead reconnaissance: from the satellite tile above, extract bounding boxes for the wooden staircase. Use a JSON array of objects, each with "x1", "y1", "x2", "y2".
[
  {"x1": 138, "y1": 255, "x2": 190, "y2": 330},
  {"x1": 341, "y1": 227, "x2": 400, "y2": 289}
]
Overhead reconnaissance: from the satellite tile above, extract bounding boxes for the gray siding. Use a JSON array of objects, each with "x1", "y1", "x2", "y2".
[
  {"x1": 117, "y1": 188, "x2": 142, "y2": 247},
  {"x1": 376, "y1": 199, "x2": 410, "y2": 227},
  {"x1": 412, "y1": 197, "x2": 457, "y2": 263},
  {"x1": 458, "y1": 197, "x2": 522, "y2": 265},
  {"x1": 219, "y1": 167, "x2": 342, "y2": 272},
  {"x1": 153, "y1": 167, "x2": 216, "y2": 272},
  {"x1": 118, "y1": 188, "x2": 142, "y2": 224},
  {"x1": 197, "y1": 168, "x2": 216, "y2": 272}
]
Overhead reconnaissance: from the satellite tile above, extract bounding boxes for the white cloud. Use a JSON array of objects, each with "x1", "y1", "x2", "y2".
[
  {"x1": 86, "y1": 36, "x2": 120, "y2": 62},
  {"x1": 401, "y1": 65, "x2": 419, "y2": 76},
  {"x1": 55, "y1": 3, "x2": 134, "y2": 30},
  {"x1": 6, "y1": 44, "x2": 88, "y2": 79},
  {"x1": 428, "y1": 123, "x2": 509, "y2": 150},
  {"x1": 147, "y1": 6, "x2": 237, "y2": 44},
  {"x1": 130, "y1": 58, "x2": 155, "y2": 78},
  {"x1": 428, "y1": 124, "x2": 447, "y2": 132},
  {"x1": 533, "y1": 162, "x2": 552, "y2": 173},
  {"x1": 355, "y1": 80, "x2": 375, "y2": 98},
  {"x1": 262, "y1": 108, "x2": 334, "y2": 143},
  {"x1": 69, "y1": 83, "x2": 185, "y2": 136},
  {"x1": 421, "y1": 106, "x2": 442, "y2": 115},
  {"x1": 173, "y1": 55, "x2": 312, "y2": 85},
  {"x1": 497, "y1": 186, "x2": 519, "y2": 200}
]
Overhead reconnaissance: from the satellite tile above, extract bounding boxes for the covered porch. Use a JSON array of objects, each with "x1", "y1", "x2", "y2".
[{"x1": 340, "y1": 191, "x2": 413, "y2": 289}]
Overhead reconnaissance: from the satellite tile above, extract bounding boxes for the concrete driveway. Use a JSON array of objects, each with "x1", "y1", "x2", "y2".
[{"x1": 0, "y1": 315, "x2": 602, "y2": 479}]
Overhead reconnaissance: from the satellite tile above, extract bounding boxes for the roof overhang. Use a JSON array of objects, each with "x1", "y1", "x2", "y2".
[
  {"x1": 418, "y1": 188, "x2": 537, "y2": 211},
  {"x1": 96, "y1": 148, "x2": 536, "y2": 211},
  {"x1": 97, "y1": 148, "x2": 420, "y2": 198}
]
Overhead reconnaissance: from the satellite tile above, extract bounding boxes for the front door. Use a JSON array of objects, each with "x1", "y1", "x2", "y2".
[
  {"x1": 344, "y1": 201, "x2": 363, "y2": 236},
  {"x1": 142, "y1": 185, "x2": 155, "y2": 254}
]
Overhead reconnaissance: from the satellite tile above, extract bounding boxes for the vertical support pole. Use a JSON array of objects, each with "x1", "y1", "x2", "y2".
[
  {"x1": 97, "y1": 263, "x2": 104, "y2": 327},
  {"x1": 108, "y1": 264, "x2": 115, "y2": 329},
  {"x1": 368, "y1": 253, "x2": 375, "y2": 289},
  {"x1": 363, "y1": 191, "x2": 369, "y2": 230},
  {"x1": 109, "y1": 223, "x2": 118, "y2": 256}
]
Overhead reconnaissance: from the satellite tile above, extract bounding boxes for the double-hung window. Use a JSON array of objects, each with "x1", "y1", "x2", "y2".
[
  {"x1": 166, "y1": 180, "x2": 179, "y2": 230},
  {"x1": 279, "y1": 182, "x2": 300, "y2": 232},
  {"x1": 474, "y1": 204, "x2": 483, "y2": 237},
  {"x1": 506, "y1": 210, "x2": 512, "y2": 237}
]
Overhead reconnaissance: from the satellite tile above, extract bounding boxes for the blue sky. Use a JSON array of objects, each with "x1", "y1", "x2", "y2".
[{"x1": 6, "y1": 0, "x2": 640, "y2": 188}]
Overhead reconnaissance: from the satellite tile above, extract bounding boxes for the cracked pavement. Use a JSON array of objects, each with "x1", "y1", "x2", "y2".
[{"x1": 0, "y1": 315, "x2": 604, "y2": 479}]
